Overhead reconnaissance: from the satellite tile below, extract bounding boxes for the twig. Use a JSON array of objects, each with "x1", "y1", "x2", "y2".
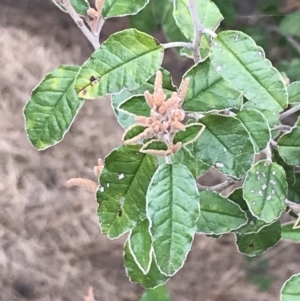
[
  {"x1": 271, "y1": 124, "x2": 292, "y2": 131},
  {"x1": 270, "y1": 140, "x2": 278, "y2": 149},
  {"x1": 280, "y1": 103, "x2": 300, "y2": 120},
  {"x1": 61, "y1": 0, "x2": 100, "y2": 49},
  {"x1": 162, "y1": 42, "x2": 194, "y2": 49},
  {"x1": 263, "y1": 143, "x2": 272, "y2": 163},
  {"x1": 197, "y1": 180, "x2": 236, "y2": 192},
  {"x1": 188, "y1": 0, "x2": 205, "y2": 62}
]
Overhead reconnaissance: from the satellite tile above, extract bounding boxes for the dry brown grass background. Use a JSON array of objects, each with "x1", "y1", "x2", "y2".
[{"x1": 0, "y1": 1, "x2": 300, "y2": 300}]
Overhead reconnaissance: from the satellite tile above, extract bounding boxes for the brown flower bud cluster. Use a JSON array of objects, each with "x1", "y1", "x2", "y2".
[
  {"x1": 87, "y1": 0, "x2": 104, "y2": 34},
  {"x1": 123, "y1": 71, "x2": 190, "y2": 156}
]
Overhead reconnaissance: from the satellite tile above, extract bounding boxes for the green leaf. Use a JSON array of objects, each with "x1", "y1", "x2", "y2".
[
  {"x1": 141, "y1": 140, "x2": 169, "y2": 155},
  {"x1": 24, "y1": 65, "x2": 84, "y2": 150},
  {"x1": 243, "y1": 102, "x2": 280, "y2": 129},
  {"x1": 279, "y1": 12, "x2": 300, "y2": 37},
  {"x1": 243, "y1": 160, "x2": 287, "y2": 223},
  {"x1": 234, "y1": 211, "x2": 269, "y2": 235},
  {"x1": 281, "y1": 222, "x2": 300, "y2": 242},
  {"x1": 124, "y1": 242, "x2": 169, "y2": 289},
  {"x1": 122, "y1": 124, "x2": 148, "y2": 144},
  {"x1": 129, "y1": 1, "x2": 157, "y2": 34},
  {"x1": 171, "y1": 147, "x2": 210, "y2": 178},
  {"x1": 288, "y1": 174, "x2": 300, "y2": 204},
  {"x1": 111, "y1": 90, "x2": 136, "y2": 129},
  {"x1": 278, "y1": 127, "x2": 300, "y2": 166},
  {"x1": 52, "y1": 0, "x2": 90, "y2": 15},
  {"x1": 119, "y1": 96, "x2": 150, "y2": 117},
  {"x1": 235, "y1": 220, "x2": 281, "y2": 256},
  {"x1": 278, "y1": 59, "x2": 300, "y2": 82},
  {"x1": 182, "y1": 59, "x2": 242, "y2": 112},
  {"x1": 173, "y1": 123, "x2": 205, "y2": 146},
  {"x1": 97, "y1": 145, "x2": 157, "y2": 238},
  {"x1": 197, "y1": 190, "x2": 247, "y2": 235},
  {"x1": 140, "y1": 285, "x2": 171, "y2": 301},
  {"x1": 273, "y1": 150, "x2": 296, "y2": 189},
  {"x1": 213, "y1": 0, "x2": 237, "y2": 25},
  {"x1": 236, "y1": 108, "x2": 271, "y2": 153},
  {"x1": 210, "y1": 30, "x2": 288, "y2": 112},
  {"x1": 129, "y1": 219, "x2": 152, "y2": 274},
  {"x1": 103, "y1": 0, "x2": 149, "y2": 18},
  {"x1": 111, "y1": 68, "x2": 175, "y2": 129},
  {"x1": 287, "y1": 82, "x2": 300, "y2": 104},
  {"x1": 75, "y1": 29, "x2": 164, "y2": 99},
  {"x1": 189, "y1": 115, "x2": 255, "y2": 179},
  {"x1": 228, "y1": 188, "x2": 248, "y2": 211},
  {"x1": 174, "y1": 0, "x2": 223, "y2": 60},
  {"x1": 281, "y1": 273, "x2": 300, "y2": 301},
  {"x1": 147, "y1": 163, "x2": 199, "y2": 276}
]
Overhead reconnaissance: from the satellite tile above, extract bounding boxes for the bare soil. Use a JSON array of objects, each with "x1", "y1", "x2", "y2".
[{"x1": 0, "y1": 1, "x2": 300, "y2": 301}]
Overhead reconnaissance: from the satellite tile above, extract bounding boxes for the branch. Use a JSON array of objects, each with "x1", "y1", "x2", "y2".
[
  {"x1": 197, "y1": 180, "x2": 236, "y2": 193},
  {"x1": 280, "y1": 103, "x2": 300, "y2": 120},
  {"x1": 61, "y1": 0, "x2": 100, "y2": 49},
  {"x1": 263, "y1": 143, "x2": 272, "y2": 163},
  {"x1": 271, "y1": 124, "x2": 292, "y2": 131},
  {"x1": 163, "y1": 42, "x2": 194, "y2": 49}
]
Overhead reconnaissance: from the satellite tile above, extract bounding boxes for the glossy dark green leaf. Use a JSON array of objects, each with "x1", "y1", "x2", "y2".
[
  {"x1": 124, "y1": 242, "x2": 169, "y2": 289},
  {"x1": 147, "y1": 163, "x2": 199, "y2": 276},
  {"x1": 75, "y1": 29, "x2": 164, "y2": 99},
  {"x1": 182, "y1": 59, "x2": 242, "y2": 112},
  {"x1": 235, "y1": 220, "x2": 281, "y2": 256},
  {"x1": 197, "y1": 190, "x2": 247, "y2": 235},
  {"x1": 278, "y1": 127, "x2": 300, "y2": 166},
  {"x1": 24, "y1": 65, "x2": 84, "y2": 150},
  {"x1": 243, "y1": 160, "x2": 287, "y2": 223},
  {"x1": 103, "y1": 0, "x2": 149, "y2": 18},
  {"x1": 210, "y1": 31, "x2": 288, "y2": 112},
  {"x1": 129, "y1": 219, "x2": 152, "y2": 274},
  {"x1": 97, "y1": 145, "x2": 157, "y2": 238},
  {"x1": 189, "y1": 115, "x2": 255, "y2": 179}
]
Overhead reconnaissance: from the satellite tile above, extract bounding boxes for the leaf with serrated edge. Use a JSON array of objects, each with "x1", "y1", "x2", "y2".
[
  {"x1": 173, "y1": 123, "x2": 205, "y2": 146},
  {"x1": 281, "y1": 273, "x2": 300, "y2": 301},
  {"x1": 278, "y1": 127, "x2": 300, "y2": 166},
  {"x1": 236, "y1": 108, "x2": 271, "y2": 153},
  {"x1": 75, "y1": 29, "x2": 164, "y2": 99},
  {"x1": 129, "y1": 219, "x2": 152, "y2": 274},
  {"x1": 147, "y1": 163, "x2": 199, "y2": 276},
  {"x1": 235, "y1": 220, "x2": 281, "y2": 257},
  {"x1": 24, "y1": 65, "x2": 84, "y2": 150},
  {"x1": 97, "y1": 145, "x2": 157, "y2": 238},
  {"x1": 287, "y1": 81, "x2": 300, "y2": 104},
  {"x1": 188, "y1": 114, "x2": 255, "y2": 179},
  {"x1": 210, "y1": 30, "x2": 288, "y2": 112},
  {"x1": 243, "y1": 160, "x2": 287, "y2": 223},
  {"x1": 103, "y1": 0, "x2": 149, "y2": 18},
  {"x1": 124, "y1": 242, "x2": 169, "y2": 289},
  {"x1": 182, "y1": 59, "x2": 242, "y2": 112},
  {"x1": 119, "y1": 96, "x2": 151, "y2": 117},
  {"x1": 197, "y1": 190, "x2": 247, "y2": 235}
]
